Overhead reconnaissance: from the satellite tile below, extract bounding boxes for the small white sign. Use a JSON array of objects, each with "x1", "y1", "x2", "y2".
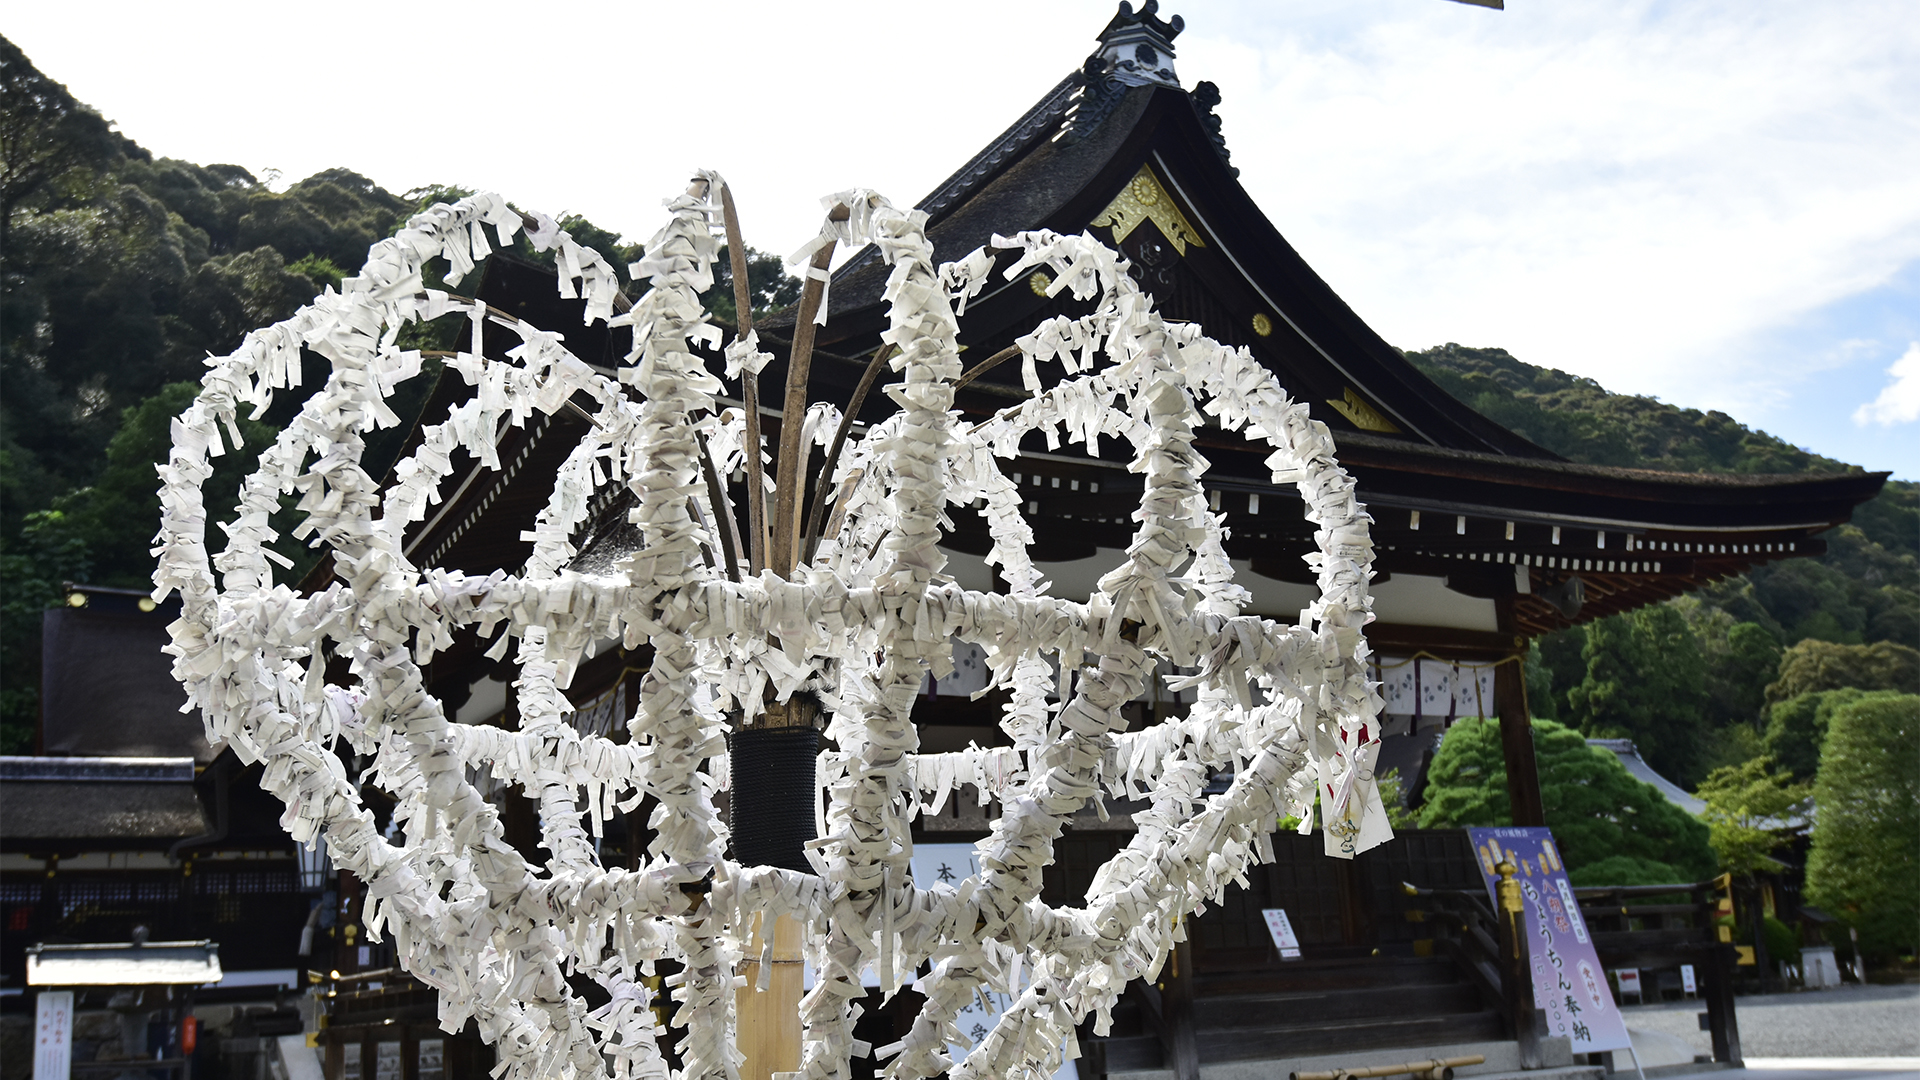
[
  {"x1": 1679, "y1": 964, "x2": 1697, "y2": 996},
  {"x1": 1261, "y1": 909, "x2": 1302, "y2": 959},
  {"x1": 35, "y1": 990, "x2": 73, "y2": 1080},
  {"x1": 1614, "y1": 969, "x2": 1642, "y2": 1000}
]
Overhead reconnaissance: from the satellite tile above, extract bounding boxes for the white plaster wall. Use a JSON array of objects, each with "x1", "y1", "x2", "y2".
[{"x1": 1370, "y1": 572, "x2": 1497, "y2": 630}]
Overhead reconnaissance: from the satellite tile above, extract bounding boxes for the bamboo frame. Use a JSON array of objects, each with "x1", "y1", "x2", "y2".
[
  {"x1": 720, "y1": 183, "x2": 769, "y2": 575},
  {"x1": 801, "y1": 344, "x2": 895, "y2": 564},
  {"x1": 768, "y1": 206, "x2": 846, "y2": 576}
]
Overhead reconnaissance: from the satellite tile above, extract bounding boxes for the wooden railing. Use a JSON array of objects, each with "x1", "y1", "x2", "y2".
[
  {"x1": 1574, "y1": 878, "x2": 1743, "y2": 1066},
  {"x1": 1404, "y1": 865, "x2": 1548, "y2": 1069},
  {"x1": 1407, "y1": 874, "x2": 1744, "y2": 1069}
]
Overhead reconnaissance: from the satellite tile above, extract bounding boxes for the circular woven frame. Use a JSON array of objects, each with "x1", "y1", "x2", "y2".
[{"x1": 157, "y1": 178, "x2": 1388, "y2": 1080}]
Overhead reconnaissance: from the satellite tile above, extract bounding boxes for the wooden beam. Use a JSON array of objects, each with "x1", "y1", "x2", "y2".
[{"x1": 1364, "y1": 622, "x2": 1523, "y2": 661}]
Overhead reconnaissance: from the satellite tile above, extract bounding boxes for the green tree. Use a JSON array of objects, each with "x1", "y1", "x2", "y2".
[
  {"x1": 1568, "y1": 605, "x2": 1710, "y2": 787},
  {"x1": 1526, "y1": 626, "x2": 1586, "y2": 721},
  {"x1": 702, "y1": 245, "x2": 803, "y2": 326},
  {"x1": 0, "y1": 509, "x2": 91, "y2": 752},
  {"x1": 1804, "y1": 694, "x2": 1920, "y2": 961},
  {"x1": 1673, "y1": 598, "x2": 1782, "y2": 728},
  {"x1": 1762, "y1": 688, "x2": 1892, "y2": 782},
  {"x1": 0, "y1": 33, "x2": 142, "y2": 254},
  {"x1": 1695, "y1": 756, "x2": 1811, "y2": 878},
  {"x1": 1418, "y1": 717, "x2": 1715, "y2": 885},
  {"x1": 1765, "y1": 639, "x2": 1920, "y2": 706}
]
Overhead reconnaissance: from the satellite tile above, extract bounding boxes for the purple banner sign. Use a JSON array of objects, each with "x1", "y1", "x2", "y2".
[{"x1": 1466, "y1": 827, "x2": 1631, "y2": 1054}]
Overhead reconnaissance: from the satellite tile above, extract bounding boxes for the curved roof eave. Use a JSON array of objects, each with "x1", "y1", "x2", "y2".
[{"x1": 785, "y1": 79, "x2": 1561, "y2": 459}]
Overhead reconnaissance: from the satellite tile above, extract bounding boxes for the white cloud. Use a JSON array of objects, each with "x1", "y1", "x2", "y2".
[
  {"x1": 1180, "y1": 0, "x2": 1920, "y2": 422},
  {"x1": 1852, "y1": 342, "x2": 1920, "y2": 426}
]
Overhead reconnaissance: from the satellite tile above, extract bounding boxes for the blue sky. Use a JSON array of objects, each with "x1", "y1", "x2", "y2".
[{"x1": 9, "y1": 0, "x2": 1916, "y2": 476}]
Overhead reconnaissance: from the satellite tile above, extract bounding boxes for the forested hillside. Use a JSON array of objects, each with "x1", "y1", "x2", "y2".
[{"x1": 0, "y1": 37, "x2": 795, "y2": 750}]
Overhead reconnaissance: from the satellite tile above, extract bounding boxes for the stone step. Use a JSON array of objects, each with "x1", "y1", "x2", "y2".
[{"x1": 1105, "y1": 1036, "x2": 1582, "y2": 1080}]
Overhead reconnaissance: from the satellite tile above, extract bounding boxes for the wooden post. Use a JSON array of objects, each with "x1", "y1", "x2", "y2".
[
  {"x1": 735, "y1": 912, "x2": 804, "y2": 1079},
  {"x1": 1496, "y1": 860, "x2": 1544, "y2": 1069},
  {"x1": 1704, "y1": 942, "x2": 1744, "y2": 1065},
  {"x1": 1493, "y1": 659, "x2": 1545, "y2": 827},
  {"x1": 1163, "y1": 935, "x2": 1200, "y2": 1080}
]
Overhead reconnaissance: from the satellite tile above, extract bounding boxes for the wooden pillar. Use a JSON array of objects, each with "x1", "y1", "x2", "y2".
[
  {"x1": 1162, "y1": 936, "x2": 1199, "y2": 1080},
  {"x1": 1704, "y1": 942, "x2": 1744, "y2": 1065},
  {"x1": 732, "y1": 698, "x2": 818, "y2": 1080},
  {"x1": 1493, "y1": 650, "x2": 1545, "y2": 827}
]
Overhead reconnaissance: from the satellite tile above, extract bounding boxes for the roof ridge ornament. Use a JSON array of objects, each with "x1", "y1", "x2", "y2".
[
  {"x1": 1192, "y1": 80, "x2": 1239, "y2": 178},
  {"x1": 1097, "y1": 0, "x2": 1184, "y2": 88}
]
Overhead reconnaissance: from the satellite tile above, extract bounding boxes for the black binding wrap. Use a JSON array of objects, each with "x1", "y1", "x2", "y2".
[{"x1": 727, "y1": 725, "x2": 821, "y2": 873}]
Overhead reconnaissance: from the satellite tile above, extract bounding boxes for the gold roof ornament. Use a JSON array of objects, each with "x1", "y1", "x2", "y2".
[
  {"x1": 1328, "y1": 387, "x2": 1402, "y2": 433},
  {"x1": 1093, "y1": 163, "x2": 1206, "y2": 256}
]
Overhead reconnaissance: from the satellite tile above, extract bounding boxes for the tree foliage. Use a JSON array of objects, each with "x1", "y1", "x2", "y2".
[
  {"x1": 1765, "y1": 639, "x2": 1920, "y2": 705},
  {"x1": 1418, "y1": 717, "x2": 1715, "y2": 886},
  {"x1": 0, "y1": 34, "x2": 144, "y2": 250},
  {"x1": 1804, "y1": 694, "x2": 1920, "y2": 960},
  {"x1": 1566, "y1": 604, "x2": 1710, "y2": 787},
  {"x1": 0, "y1": 39, "x2": 711, "y2": 755},
  {"x1": 1763, "y1": 688, "x2": 1897, "y2": 783},
  {"x1": 701, "y1": 244, "x2": 804, "y2": 326},
  {"x1": 0, "y1": 509, "x2": 90, "y2": 753},
  {"x1": 1694, "y1": 756, "x2": 1812, "y2": 878}
]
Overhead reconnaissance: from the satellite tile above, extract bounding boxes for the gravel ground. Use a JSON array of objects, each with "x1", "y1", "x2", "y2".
[{"x1": 1620, "y1": 983, "x2": 1920, "y2": 1059}]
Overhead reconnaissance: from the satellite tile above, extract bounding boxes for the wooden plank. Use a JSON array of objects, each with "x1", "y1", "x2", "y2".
[
  {"x1": 1193, "y1": 1012, "x2": 1504, "y2": 1063},
  {"x1": 1588, "y1": 928, "x2": 1715, "y2": 950},
  {"x1": 1363, "y1": 622, "x2": 1521, "y2": 660}
]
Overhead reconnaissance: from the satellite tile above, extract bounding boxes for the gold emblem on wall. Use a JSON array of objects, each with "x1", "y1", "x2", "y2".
[
  {"x1": 1327, "y1": 387, "x2": 1401, "y2": 433},
  {"x1": 1092, "y1": 164, "x2": 1207, "y2": 256},
  {"x1": 1029, "y1": 271, "x2": 1052, "y2": 296},
  {"x1": 1250, "y1": 312, "x2": 1273, "y2": 337}
]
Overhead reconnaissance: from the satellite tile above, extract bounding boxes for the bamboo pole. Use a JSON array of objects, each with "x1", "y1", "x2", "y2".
[
  {"x1": 719, "y1": 183, "x2": 769, "y2": 575},
  {"x1": 801, "y1": 343, "x2": 894, "y2": 564},
  {"x1": 1291, "y1": 1055, "x2": 1486, "y2": 1080},
  {"x1": 768, "y1": 209, "x2": 844, "y2": 576},
  {"x1": 724, "y1": 192, "x2": 844, "y2": 1080},
  {"x1": 951, "y1": 343, "x2": 1023, "y2": 394},
  {"x1": 733, "y1": 912, "x2": 804, "y2": 1077},
  {"x1": 696, "y1": 432, "x2": 742, "y2": 582}
]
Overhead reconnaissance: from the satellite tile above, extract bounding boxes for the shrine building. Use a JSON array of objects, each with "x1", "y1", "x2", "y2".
[{"x1": 311, "y1": 4, "x2": 1884, "y2": 1077}]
